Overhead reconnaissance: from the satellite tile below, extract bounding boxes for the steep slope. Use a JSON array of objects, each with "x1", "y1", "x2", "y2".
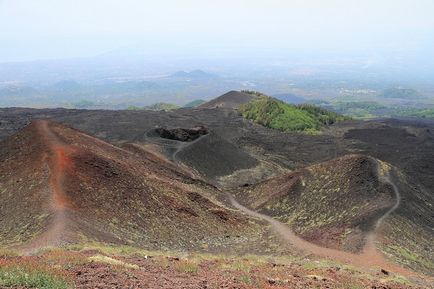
[
  {"x1": 175, "y1": 132, "x2": 259, "y2": 180},
  {"x1": 234, "y1": 154, "x2": 433, "y2": 274},
  {"x1": 199, "y1": 90, "x2": 257, "y2": 109},
  {"x1": 0, "y1": 120, "x2": 269, "y2": 252},
  {"x1": 0, "y1": 121, "x2": 55, "y2": 246},
  {"x1": 234, "y1": 155, "x2": 393, "y2": 252}
]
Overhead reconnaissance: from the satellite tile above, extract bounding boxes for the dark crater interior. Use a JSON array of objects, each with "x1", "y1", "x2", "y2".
[{"x1": 153, "y1": 125, "x2": 208, "y2": 142}]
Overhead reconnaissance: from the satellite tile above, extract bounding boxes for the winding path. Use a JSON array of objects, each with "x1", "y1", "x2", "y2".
[
  {"x1": 229, "y1": 160, "x2": 410, "y2": 276},
  {"x1": 362, "y1": 162, "x2": 402, "y2": 262}
]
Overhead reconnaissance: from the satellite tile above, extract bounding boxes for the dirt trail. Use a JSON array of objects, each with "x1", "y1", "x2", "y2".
[
  {"x1": 361, "y1": 160, "x2": 402, "y2": 264},
  {"x1": 20, "y1": 120, "x2": 74, "y2": 253},
  {"x1": 229, "y1": 160, "x2": 411, "y2": 276}
]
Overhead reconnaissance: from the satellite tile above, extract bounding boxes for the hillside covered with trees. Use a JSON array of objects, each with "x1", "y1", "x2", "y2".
[{"x1": 239, "y1": 93, "x2": 349, "y2": 132}]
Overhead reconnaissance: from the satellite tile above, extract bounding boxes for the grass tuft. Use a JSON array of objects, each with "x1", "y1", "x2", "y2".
[
  {"x1": 0, "y1": 259, "x2": 72, "y2": 289},
  {"x1": 174, "y1": 259, "x2": 199, "y2": 274},
  {"x1": 88, "y1": 254, "x2": 139, "y2": 270}
]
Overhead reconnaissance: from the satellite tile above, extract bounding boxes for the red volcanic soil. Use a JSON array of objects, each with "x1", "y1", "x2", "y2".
[{"x1": 41, "y1": 123, "x2": 74, "y2": 209}]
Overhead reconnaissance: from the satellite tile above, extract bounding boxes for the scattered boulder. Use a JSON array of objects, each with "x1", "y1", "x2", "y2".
[{"x1": 267, "y1": 278, "x2": 290, "y2": 285}]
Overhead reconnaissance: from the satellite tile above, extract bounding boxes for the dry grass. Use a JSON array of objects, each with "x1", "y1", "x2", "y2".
[
  {"x1": 42, "y1": 248, "x2": 88, "y2": 269},
  {"x1": 0, "y1": 248, "x2": 18, "y2": 257},
  {"x1": 174, "y1": 259, "x2": 199, "y2": 274},
  {"x1": 88, "y1": 254, "x2": 139, "y2": 270}
]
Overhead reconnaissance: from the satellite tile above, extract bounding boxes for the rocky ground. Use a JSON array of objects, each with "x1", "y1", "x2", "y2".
[{"x1": 0, "y1": 246, "x2": 430, "y2": 289}]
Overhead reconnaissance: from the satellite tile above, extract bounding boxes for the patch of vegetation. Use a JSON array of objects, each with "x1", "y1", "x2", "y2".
[
  {"x1": 0, "y1": 260, "x2": 72, "y2": 289},
  {"x1": 240, "y1": 90, "x2": 268, "y2": 97},
  {"x1": 219, "y1": 259, "x2": 254, "y2": 273},
  {"x1": 391, "y1": 107, "x2": 434, "y2": 118},
  {"x1": 378, "y1": 87, "x2": 422, "y2": 99},
  {"x1": 88, "y1": 255, "x2": 139, "y2": 270},
  {"x1": 331, "y1": 101, "x2": 386, "y2": 119},
  {"x1": 174, "y1": 259, "x2": 199, "y2": 274},
  {"x1": 380, "y1": 274, "x2": 411, "y2": 286},
  {"x1": 328, "y1": 100, "x2": 434, "y2": 119},
  {"x1": 184, "y1": 99, "x2": 206, "y2": 107},
  {"x1": 126, "y1": 105, "x2": 143, "y2": 110},
  {"x1": 239, "y1": 95, "x2": 349, "y2": 132},
  {"x1": 386, "y1": 245, "x2": 434, "y2": 270},
  {"x1": 297, "y1": 104, "x2": 350, "y2": 125},
  {"x1": 144, "y1": 102, "x2": 180, "y2": 111},
  {"x1": 41, "y1": 248, "x2": 88, "y2": 269},
  {"x1": 379, "y1": 213, "x2": 434, "y2": 275}
]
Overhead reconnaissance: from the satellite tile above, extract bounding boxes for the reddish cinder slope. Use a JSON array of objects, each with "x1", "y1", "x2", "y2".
[{"x1": 0, "y1": 120, "x2": 266, "y2": 252}]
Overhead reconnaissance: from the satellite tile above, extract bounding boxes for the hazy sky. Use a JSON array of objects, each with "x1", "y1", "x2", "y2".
[{"x1": 1, "y1": 0, "x2": 433, "y2": 62}]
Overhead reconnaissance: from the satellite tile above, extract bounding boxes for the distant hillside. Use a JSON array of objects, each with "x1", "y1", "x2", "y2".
[
  {"x1": 273, "y1": 93, "x2": 306, "y2": 104},
  {"x1": 53, "y1": 80, "x2": 81, "y2": 91},
  {"x1": 199, "y1": 90, "x2": 257, "y2": 109},
  {"x1": 378, "y1": 87, "x2": 423, "y2": 99},
  {"x1": 144, "y1": 102, "x2": 180, "y2": 111},
  {"x1": 391, "y1": 107, "x2": 434, "y2": 118},
  {"x1": 239, "y1": 95, "x2": 349, "y2": 132},
  {"x1": 184, "y1": 99, "x2": 206, "y2": 108},
  {"x1": 170, "y1": 70, "x2": 217, "y2": 79},
  {"x1": 331, "y1": 101, "x2": 386, "y2": 119}
]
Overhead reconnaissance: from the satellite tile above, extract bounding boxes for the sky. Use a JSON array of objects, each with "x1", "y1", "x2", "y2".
[{"x1": 1, "y1": 0, "x2": 433, "y2": 62}]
